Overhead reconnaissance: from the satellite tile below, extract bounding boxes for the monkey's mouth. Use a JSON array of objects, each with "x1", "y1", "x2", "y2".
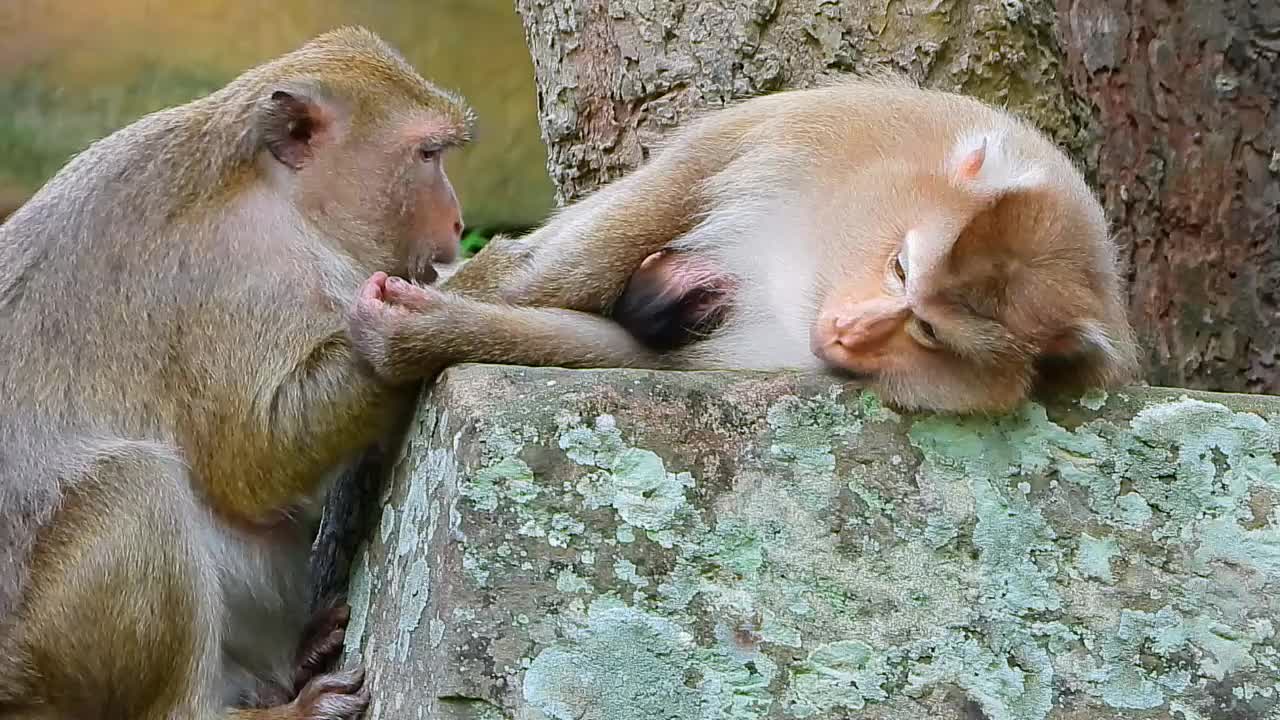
[
  {"x1": 822, "y1": 365, "x2": 877, "y2": 382},
  {"x1": 406, "y1": 256, "x2": 439, "y2": 285}
]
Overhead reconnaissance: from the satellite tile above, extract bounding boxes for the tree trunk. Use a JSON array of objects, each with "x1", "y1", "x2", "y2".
[
  {"x1": 516, "y1": 0, "x2": 1093, "y2": 203},
  {"x1": 515, "y1": 0, "x2": 1280, "y2": 394},
  {"x1": 1055, "y1": 0, "x2": 1280, "y2": 393}
]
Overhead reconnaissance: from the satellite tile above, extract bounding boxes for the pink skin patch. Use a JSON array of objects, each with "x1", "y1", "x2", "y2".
[
  {"x1": 356, "y1": 272, "x2": 439, "y2": 315},
  {"x1": 612, "y1": 249, "x2": 739, "y2": 350},
  {"x1": 637, "y1": 250, "x2": 738, "y2": 324},
  {"x1": 810, "y1": 296, "x2": 910, "y2": 371}
]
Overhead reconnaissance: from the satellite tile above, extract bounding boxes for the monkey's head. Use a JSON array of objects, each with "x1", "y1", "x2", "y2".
[
  {"x1": 251, "y1": 27, "x2": 474, "y2": 283},
  {"x1": 810, "y1": 130, "x2": 1140, "y2": 414}
]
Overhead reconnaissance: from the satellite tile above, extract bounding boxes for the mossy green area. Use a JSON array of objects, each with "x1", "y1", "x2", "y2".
[
  {"x1": 346, "y1": 366, "x2": 1280, "y2": 720},
  {"x1": 0, "y1": 66, "x2": 227, "y2": 191}
]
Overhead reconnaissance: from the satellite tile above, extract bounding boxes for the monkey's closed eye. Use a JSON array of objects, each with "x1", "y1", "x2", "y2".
[
  {"x1": 908, "y1": 316, "x2": 941, "y2": 349},
  {"x1": 892, "y1": 255, "x2": 907, "y2": 282}
]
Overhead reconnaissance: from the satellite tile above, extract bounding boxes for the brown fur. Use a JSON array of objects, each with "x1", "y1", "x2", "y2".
[
  {"x1": 0, "y1": 27, "x2": 470, "y2": 719},
  {"x1": 354, "y1": 76, "x2": 1138, "y2": 414}
]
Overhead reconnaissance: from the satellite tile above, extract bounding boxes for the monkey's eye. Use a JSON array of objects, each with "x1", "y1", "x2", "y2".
[
  {"x1": 892, "y1": 255, "x2": 907, "y2": 282},
  {"x1": 908, "y1": 316, "x2": 941, "y2": 349},
  {"x1": 419, "y1": 146, "x2": 442, "y2": 162}
]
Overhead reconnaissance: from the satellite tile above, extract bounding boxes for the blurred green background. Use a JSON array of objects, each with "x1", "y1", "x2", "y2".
[{"x1": 0, "y1": 0, "x2": 553, "y2": 236}]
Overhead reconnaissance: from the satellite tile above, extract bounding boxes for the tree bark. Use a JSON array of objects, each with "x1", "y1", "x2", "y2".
[
  {"x1": 515, "y1": 0, "x2": 1280, "y2": 395},
  {"x1": 1055, "y1": 0, "x2": 1280, "y2": 394},
  {"x1": 515, "y1": 0, "x2": 1092, "y2": 203}
]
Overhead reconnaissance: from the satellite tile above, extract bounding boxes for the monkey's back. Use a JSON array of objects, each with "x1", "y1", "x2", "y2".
[{"x1": 0, "y1": 103, "x2": 361, "y2": 624}]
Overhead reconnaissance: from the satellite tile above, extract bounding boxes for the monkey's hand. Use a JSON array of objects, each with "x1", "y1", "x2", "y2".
[
  {"x1": 293, "y1": 602, "x2": 352, "y2": 693},
  {"x1": 287, "y1": 668, "x2": 370, "y2": 720},
  {"x1": 349, "y1": 271, "x2": 458, "y2": 384}
]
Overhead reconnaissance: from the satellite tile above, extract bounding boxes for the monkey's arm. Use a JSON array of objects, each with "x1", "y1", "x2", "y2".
[
  {"x1": 449, "y1": 112, "x2": 759, "y2": 314},
  {"x1": 350, "y1": 274, "x2": 663, "y2": 383},
  {"x1": 407, "y1": 301, "x2": 663, "y2": 371}
]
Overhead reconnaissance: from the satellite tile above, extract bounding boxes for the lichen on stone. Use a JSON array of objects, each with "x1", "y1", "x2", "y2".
[
  {"x1": 386, "y1": 368, "x2": 1280, "y2": 719},
  {"x1": 522, "y1": 599, "x2": 774, "y2": 720}
]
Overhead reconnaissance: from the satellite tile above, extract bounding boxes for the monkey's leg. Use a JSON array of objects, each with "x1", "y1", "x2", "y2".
[
  {"x1": 2, "y1": 444, "x2": 368, "y2": 720},
  {"x1": 500, "y1": 174, "x2": 703, "y2": 312},
  {"x1": 459, "y1": 122, "x2": 751, "y2": 313}
]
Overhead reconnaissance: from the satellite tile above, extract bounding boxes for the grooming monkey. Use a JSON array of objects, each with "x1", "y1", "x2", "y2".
[
  {"x1": 0, "y1": 28, "x2": 470, "y2": 718},
  {"x1": 354, "y1": 77, "x2": 1140, "y2": 413}
]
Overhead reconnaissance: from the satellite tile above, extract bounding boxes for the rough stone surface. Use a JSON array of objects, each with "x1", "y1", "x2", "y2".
[{"x1": 343, "y1": 365, "x2": 1280, "y2": 720}]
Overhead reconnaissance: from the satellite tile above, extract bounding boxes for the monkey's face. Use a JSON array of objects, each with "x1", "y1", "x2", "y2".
[
  {"x1": 810, "y1": 227, "x2": 1037, "y2": 414},
  {"x1": 261, "y1": 80, "x2": 471, "y2": 285},
  {"x1": 395, "y1": 137, "x2": 465, "y2": 281},
  {"x1": 345, "y1": 114, "x2": 468, "y2": 285},
  {"x1": 808, "y1": 133, "x2": 1136, "y2": 414}
]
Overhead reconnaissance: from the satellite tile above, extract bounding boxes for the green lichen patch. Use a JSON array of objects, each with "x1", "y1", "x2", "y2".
[
  {"x1": 904, "y1": 629, "x2": 1055, "y2": 720},
  {"x1": 399, "y1": 368, "x2": 1280, "y2": 720},
  {"x1": 1090, "y1": 607, "x2": 1193, "y2": 709},
  {"x1": 905, "y1": 395, "x2": 1280, "y2": 716},
  {"x1": 1075, "y1": 533, "x2": 1120, "y2": 583},
  {"x1": 562, "y1": 415, "x2": 696, "y2": 532},
  {"x1": 522, "y1": 600, "x2": 774, "y2": 720},
  {"x1": 786, "y1": 640, "x2": 891, "y2": 716}
]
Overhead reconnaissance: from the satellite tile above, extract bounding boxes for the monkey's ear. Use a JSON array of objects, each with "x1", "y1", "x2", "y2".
[
  {"x1": 1037, "y1": 319, "x2": 1138, "y2": 393},
  {"x1": 261, "y1": 90, "x2": 329, "y2": 170},
  {"x1": 1043, "y1": 321, "x2": 1117, "y2": 360},
  {"x1": 948, "y1": 131, "x2": 1045, "y2": 197}
]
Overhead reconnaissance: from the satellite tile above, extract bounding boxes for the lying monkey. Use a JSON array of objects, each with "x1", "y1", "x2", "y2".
[{"x1": 351, "y1": 76, "x2": 1140, "y2": 414}]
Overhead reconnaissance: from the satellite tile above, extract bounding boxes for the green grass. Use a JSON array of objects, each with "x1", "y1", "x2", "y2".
[{"x1": 0, "y1": 63, "x2": 228, "y2": 191}]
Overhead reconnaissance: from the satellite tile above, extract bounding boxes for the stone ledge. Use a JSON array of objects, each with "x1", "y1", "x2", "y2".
[{"x1": 343, "y1": 365, "x2": 1280, "y2": 720}]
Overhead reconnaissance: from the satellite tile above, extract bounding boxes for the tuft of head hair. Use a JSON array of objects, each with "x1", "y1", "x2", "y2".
[{"x1": 239, "y1": 26, "x2": 475, "y2": 141}]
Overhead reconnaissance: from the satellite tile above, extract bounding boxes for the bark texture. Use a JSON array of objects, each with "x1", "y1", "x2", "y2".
[
  {"x1": 344, "y1": 365, "x2": 1280, "y2": 720},
  {"x1": 1055, "y1": 0, "x2": 1280, "y2": 394},
  {"x1": 515, "y1": 0, "x2": 1091, "y2": 204}
]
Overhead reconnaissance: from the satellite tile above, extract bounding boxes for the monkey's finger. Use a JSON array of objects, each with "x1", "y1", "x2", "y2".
[
  {"x1": 301, "y1": 628, "x2": 346, "y2": 666},
  {"x1": 327, "y1": 603, "x2": 351, "y2": 626},
  {"x1": 383, "y1": 276, "x2": 442, "y2": 311},
  {"x1": 358, "y1": 272, "x2": 388, "y2": 302},
  {"x1": 308, "y1": 686, "x2": 372, "y2": 720},
  {"x1": 299, "y1": 682, "x2": 371, "y2": 720},
  {"x1": 293, "y1": 627, "x2": 347, "y2": 691},
  {"x1": 301, "y1": 668, "x2": 366, "y2": 697},
  {"x1": 304, "y1": 602, "x2": 351, "y2": 636}
]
